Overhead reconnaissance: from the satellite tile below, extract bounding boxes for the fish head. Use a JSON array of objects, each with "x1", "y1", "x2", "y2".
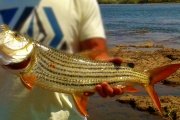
[
  {"x1": 0, "y1": 25, "x2": 29, "y2": 47},
  {"x1": 0, "y1": 24, "x2": 34, "y2": 65}
]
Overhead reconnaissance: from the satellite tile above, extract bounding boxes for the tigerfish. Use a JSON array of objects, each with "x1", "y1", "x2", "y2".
[{"x1": 0, "y1": 24, "x2": 179, "y2": 117}]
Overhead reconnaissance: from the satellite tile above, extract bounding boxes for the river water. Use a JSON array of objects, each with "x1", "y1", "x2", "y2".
[
  {"x1": 88, "y1": 4, "x2": 180, "y2": 120},
  {"x1": 100, "y1": 3, "x2": 180, "y2": 48}
]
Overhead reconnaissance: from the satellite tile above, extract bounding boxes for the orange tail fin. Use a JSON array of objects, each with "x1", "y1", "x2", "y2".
[
  {"x1": 149, "y1": 63, "x2": 180, "y2": 85},
  {"x1": 145, "y1": 63, "x2": 180, "y2": 115}
]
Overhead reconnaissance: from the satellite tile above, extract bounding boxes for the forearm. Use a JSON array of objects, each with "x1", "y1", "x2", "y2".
[{"x1": 79, "y1": 38, "x2": 109, "y2": 60}]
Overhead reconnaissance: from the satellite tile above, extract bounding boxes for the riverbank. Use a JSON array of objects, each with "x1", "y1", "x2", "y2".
[
  {"x1": 109, "y1": 43, "x2": 180, "y2": 120},
  {"x1": 87, "y1": 43, "x2": 179, "y2": 120},
  {"x1": 117, "y1": 94, "x2": 180, "y2": 120},
  {"x1": 108, "y1": 42, "x2": 180, "y2": 85}
]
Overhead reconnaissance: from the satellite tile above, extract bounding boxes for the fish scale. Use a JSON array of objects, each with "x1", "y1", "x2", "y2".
[
  {"x1": 0, "y1": 24, "x2": 179, "y2": 116},
  {"x1": 26, "y1": 44, "x2": 149, "y2": 93}
]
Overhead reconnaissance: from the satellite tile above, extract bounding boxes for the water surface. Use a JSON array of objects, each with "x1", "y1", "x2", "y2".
[{"x1": 100, "y1": 4, "x2": 180, "y2": 48}]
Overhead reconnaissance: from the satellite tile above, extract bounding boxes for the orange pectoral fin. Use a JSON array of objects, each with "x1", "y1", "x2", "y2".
[
  {"x1": 20, "y1": 73, "x2": 37, "y2": 90},
  {"x1": 145, "y1": 85, "x2": 162, "y2": 115},
  {"x1": 72, "y1": 93, "x2": 89, "y2": 117}
]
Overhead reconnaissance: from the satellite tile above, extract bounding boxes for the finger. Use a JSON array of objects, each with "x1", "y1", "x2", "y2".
[
  {"x1": 108, "y1": 57, "x2": 123, "y2": 66},
  {"x1": 101, "y1": 82, "x2": 114, "y2": 97},
  {"x1": 113, "y1": 87, "x2": 124, "y2": 95},
  {"x1": 95, "y1": 84, "x2": 107, "y2": 98},
  {"x1": 107, "y1": 87, "x2": 123, "y2": 97}
]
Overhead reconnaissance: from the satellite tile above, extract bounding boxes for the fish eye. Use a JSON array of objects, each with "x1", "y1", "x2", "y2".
[
  {"x1": 12, "y1": 32, "x2": 23, "y2": 42},
  {"x1": 13, "y1": 32, "x2": 19, "y2": 37}
]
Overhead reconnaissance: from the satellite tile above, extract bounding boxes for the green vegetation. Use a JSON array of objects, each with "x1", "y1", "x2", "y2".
[{"x1": 97, "y1": 0, "x2": 180, "y2": 4}]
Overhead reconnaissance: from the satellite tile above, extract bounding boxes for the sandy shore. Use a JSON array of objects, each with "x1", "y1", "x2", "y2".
[{"x1": 108, "y1": 43, "x2": 180, "y2": 120}]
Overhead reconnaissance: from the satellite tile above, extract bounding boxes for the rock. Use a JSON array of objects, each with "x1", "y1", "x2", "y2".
[
  {"x1": 109, "y1": 45, "x2": 180, "y2": 85},
  {"x1": 108, "y1": 44, "x2": 180, "y2": 119},
  {"x1": 117, "y1": 94, "x2": 180, "y2": 120}
]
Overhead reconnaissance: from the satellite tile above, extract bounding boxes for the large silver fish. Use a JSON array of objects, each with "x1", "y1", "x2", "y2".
[{"x1": 0, "y1": 24, "x2": 179, "y2": 116}]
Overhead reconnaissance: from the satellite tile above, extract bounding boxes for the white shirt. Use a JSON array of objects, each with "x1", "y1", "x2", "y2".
[{"x1": 0, "y1": 0, "x2": 105, "y2": 120}]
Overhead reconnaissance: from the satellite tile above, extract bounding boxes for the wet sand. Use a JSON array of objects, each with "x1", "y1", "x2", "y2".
[{"x1": 88, "y1": 43, "x2": 180, "y2": 120}]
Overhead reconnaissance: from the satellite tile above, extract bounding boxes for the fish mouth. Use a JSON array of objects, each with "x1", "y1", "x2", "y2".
[{"x1": 3, "y1": 55, "x2": 32, "y2": 70}]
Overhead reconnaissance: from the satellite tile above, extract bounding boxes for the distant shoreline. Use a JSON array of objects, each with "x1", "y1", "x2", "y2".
[{"x1": 98, "y1": 1, "x2": 180, "y2": 4}]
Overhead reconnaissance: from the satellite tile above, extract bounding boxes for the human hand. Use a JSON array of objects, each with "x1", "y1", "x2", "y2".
[
  {"x1": 80, "y1": 38, "x2": 124, "y2": 97},
  {"x1": 83, "y1": 82, "x2": 124, "y2": 97},
  {"x1": 95, "y1": 57, "x2": 124, "y2": 97},
  {"x1": 83, "y1": 57, "x2": 124, "y2": 97},
  {"x1": 95, "y1": 82, "x2": 124, "y2": 97}
]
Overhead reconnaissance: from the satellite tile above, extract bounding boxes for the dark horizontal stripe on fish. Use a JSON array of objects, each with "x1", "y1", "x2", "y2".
[
  {"x1": 37, "y1": 61, "x2": 134, "y2": 78},
  {"x1": 37, "y1": 51, "x2": 128, "y2": 72},
  {"x1": 39, "y1": 57, "x2": 121, "y2": 74},
  {"x1": 36, "y1": 72, "x2": 126, "y2": 87},
  {"x1": 35, "y1": 65, "x2": 136, "y2": 86},
  {"x1": 39, "y1": 53, "x2": 111, "y2": 69},
  {"x1": 38, "y1": 47, "x2": 112, "y2": 68}
]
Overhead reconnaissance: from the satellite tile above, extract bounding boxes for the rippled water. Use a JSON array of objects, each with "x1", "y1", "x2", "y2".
[
  {"x1": 89, "y1": 4, "x2": 180, "y2": 120},
  {"x1": 100, "y1": 4, "x2": 180, "y2": 48}
]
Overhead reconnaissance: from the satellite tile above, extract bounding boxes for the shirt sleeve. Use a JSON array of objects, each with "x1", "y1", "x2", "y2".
[{"x1": 79, "y1": 0, "x2": 106, "y2": 41}]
